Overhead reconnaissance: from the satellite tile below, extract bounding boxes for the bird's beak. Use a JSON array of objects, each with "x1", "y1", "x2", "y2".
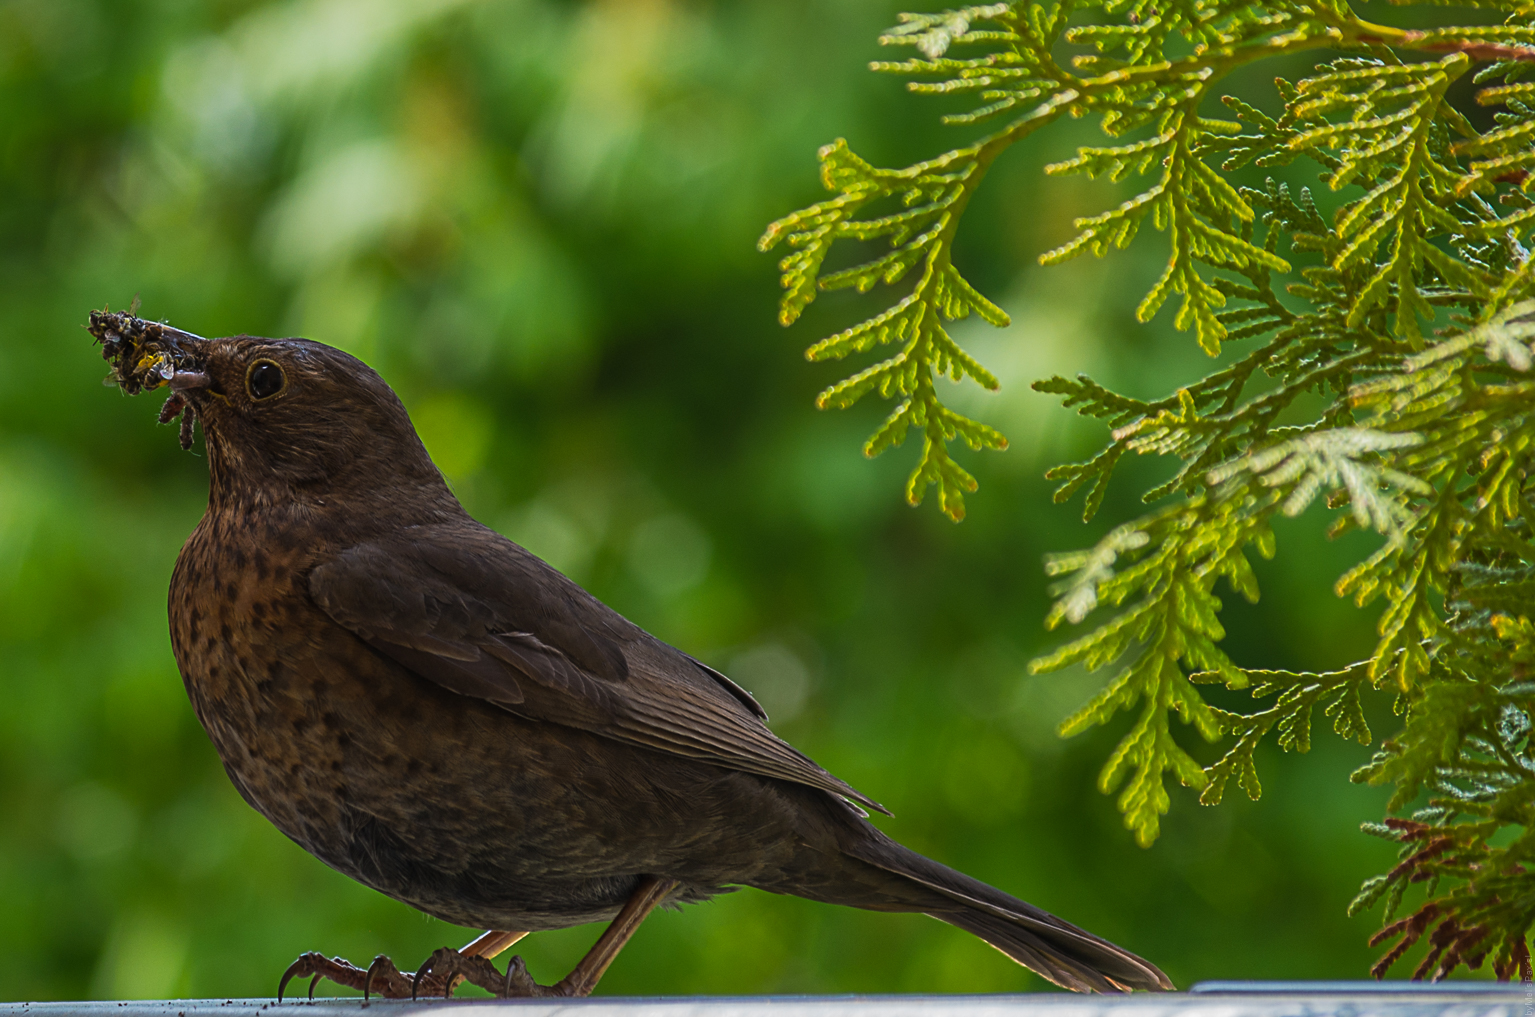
[{"x1": 170, "y1": 371, "x2": 211, "y2": 391}]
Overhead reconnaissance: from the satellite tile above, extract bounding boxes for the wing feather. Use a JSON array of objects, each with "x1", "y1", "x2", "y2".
[{"x1": 310, "y1": 524, "x2": 886, "y2": 815}]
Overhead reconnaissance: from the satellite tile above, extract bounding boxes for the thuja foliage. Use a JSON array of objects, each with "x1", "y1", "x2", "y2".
[{"x1": 764, "y1": 0, "x2": 1535, "y2": 980}]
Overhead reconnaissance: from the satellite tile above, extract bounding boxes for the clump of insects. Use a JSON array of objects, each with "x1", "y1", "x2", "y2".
[{"x1": 88, "y1": 302, "x2": 209, "y2": 451}]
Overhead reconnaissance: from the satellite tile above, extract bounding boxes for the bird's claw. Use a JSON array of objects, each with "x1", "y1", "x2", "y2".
[
  {"x1": 364, "y1": 955, "x2": 417, "y2": 999},
  {"x1": 411, "y1": 948, "x2": 565, "y2": 999},
  {"x1": 277, "y1": 951, "x2": 440, "y2": 1001},
  {"x1": 279, "y1": 953, "x2": 361, "y2": 1002},
  {"x1": 504, "y1": 955, "x2": 568, "y2": 997}
]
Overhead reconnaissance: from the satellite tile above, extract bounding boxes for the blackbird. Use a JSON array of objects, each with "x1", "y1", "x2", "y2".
[{"x1": 90, "y1": 311, "x2": 1173, "y2": 998}]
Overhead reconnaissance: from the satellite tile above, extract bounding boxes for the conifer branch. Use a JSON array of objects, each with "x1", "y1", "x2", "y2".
[
  {"x1": 777, "y1": 0, "x2": 1535, "y2": 978},
  {"x1": 766, "y1": 0, "x2": 1526, "y2": 517}
]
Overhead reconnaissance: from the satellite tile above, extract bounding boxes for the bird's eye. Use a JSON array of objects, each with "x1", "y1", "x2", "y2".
[{"x1": 247, "y1": 360, "x2": 286, "y2": 400}]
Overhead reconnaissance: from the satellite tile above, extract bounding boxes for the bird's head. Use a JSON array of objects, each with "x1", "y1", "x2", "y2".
[{"x1": 91, "y1": 310, "x2": 451, "y2": 510}]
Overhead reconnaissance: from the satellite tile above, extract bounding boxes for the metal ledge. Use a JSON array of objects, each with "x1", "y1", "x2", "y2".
[{"x1": 4, "y1": 985, "x2": 1529, "y2": 1017}]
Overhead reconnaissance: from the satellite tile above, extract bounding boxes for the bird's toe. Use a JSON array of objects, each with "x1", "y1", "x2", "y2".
[
  {"x1": 277, "y1": 952, "x2": 376, "y2": 1002},
  {"x1": 504, "y1": 955, "x2": 565, "y2": 998},
  {"x1": 363, "y1": 954, "x2": 417, "y2": 999},
  {"x1": 412, "y1": 946, "x2": 513, "y2": 999}
]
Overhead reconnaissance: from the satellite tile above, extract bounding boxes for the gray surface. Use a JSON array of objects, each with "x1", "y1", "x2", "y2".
[
  {"x1": 2, "y1": 985, "x2": 1529, "y2": 1017},
  {"x1": 1190, "y1": 983, "x2": 1526, "y2": 994}
]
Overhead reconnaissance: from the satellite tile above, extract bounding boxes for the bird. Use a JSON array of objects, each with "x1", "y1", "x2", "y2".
[{"x1": 89, "y1": 309, "x2": 1174, "y2": 1000}]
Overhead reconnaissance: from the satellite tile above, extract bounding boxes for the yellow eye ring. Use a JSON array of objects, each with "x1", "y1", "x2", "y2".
[{"x1": 246, "y1": 359, "x2": 287, "y2": 400}]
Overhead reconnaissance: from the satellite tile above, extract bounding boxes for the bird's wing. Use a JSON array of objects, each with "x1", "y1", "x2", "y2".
[{"x1": 309, "y1": 523, "x2": 886, "y2": 814}]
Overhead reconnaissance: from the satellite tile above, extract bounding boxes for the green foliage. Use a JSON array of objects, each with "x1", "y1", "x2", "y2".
[
  {"x1": 771, "y1": 0, "x2": 1535, "y2": 980},
  {"x1": 759, "y1": 139, "x2": 1012, "y2": 519}
]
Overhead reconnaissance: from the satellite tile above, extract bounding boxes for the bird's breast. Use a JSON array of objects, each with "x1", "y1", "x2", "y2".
[
  {"x1": 166, "y1": 505, "x2": 531, "y2": 890},
  {"x1": 169, "y1": 506, "x2": 356, "y2": 847}
]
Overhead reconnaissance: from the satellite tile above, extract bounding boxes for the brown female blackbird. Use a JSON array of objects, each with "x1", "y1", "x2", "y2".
[{"x1": 91, "y1": 311, "x2": 1172, "y2": 998}]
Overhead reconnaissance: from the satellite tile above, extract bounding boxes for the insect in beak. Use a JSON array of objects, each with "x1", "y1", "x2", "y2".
[{"x1": 159, "y1": 389, "x2": 201, "y2": 451}]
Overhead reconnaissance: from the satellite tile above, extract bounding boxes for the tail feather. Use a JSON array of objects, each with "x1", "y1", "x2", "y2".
[
  {"x1": 937, "y1": 907, "x2": 1139, "y2": 993},
  {"x1": 843, "y1": 833, "x2": 1173, "y2": 993}
]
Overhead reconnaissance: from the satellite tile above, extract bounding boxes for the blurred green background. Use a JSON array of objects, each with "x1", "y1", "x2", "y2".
[{"x1": 0, "y1": 0, "x2": 1437, "y2": 1001}]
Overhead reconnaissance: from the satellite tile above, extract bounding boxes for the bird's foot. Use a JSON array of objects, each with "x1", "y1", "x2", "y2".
[
  {"x1": 277, "y1": 951, "x2": 449, "y2": 1001},
  {"x1": 414, "y1": 948, "x2": 568, "y2": 998}
]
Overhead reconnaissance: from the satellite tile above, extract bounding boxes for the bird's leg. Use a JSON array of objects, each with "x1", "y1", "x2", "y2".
[
  {"x1": 412, "y1": 876, "x2": 680, "y2": 999},
  {"x1": 276, "y1": 929, "x2": 527, "y2": 1001},
  {"x1": 461, "y1": 929, "x2": 529, "y2": 960},
  {"x1": 551, "y1": 876, "x2": 679, "y2": 997}
]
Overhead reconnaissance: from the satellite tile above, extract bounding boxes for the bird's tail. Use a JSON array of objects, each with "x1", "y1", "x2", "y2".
[{"x1": 836, "y1": 832, "x2": 1173, "y2": 993}]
